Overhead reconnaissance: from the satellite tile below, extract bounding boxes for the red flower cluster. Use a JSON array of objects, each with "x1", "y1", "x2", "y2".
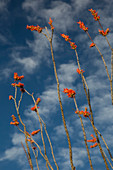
[
  {"x1": 87, "y1": 134, "x2": 98, "y2": 148},
  {"x1": 77, "y1": 21, "x2": 88, "y2": 32},
  {"x1": 70, "y1": 42, "x2": 77, "y2": 50},
  {"x1": 36, "y1": 98, "x2": 41, "y2": 105},
  {"x1": 9, "y1": 95, "x2": 13, "y2": 100},
  {"x1": 10, "y1": 115, "x2": 19, "y2": 126},
  {"x1": 14, "y1": 73, "x2": 24, "y2": 81},
  {"x1": 89, "y1": 9, "x2": 100, "y2": 21},
  {"x1": 61, "y1": 34, "x2": 77, "y2": 50},
  {"x1": 99, "y1": 28, "x2": 110, "y2": 36},
  {"x1": 31, "y1": 105, "x2": 39, "y2": 112},
  {"x1": 11, "y1": 73, "x2": 25, "y2": 92},
  {"x1": 31, "y1": 98, "x2": 41, "y2": 112},
  {"x1": 89, "y1": 43, "x2": 95, "y2": 48},
  {"x1": 63, "y1": 88, "x2": 76, "y2": 98},
  {"x1": 26, "y1": 25, "x2": 43, "y2": 33},
  {"x1": 76, "y1": 68, "x2": 85, "y2": 74},
  {"x1": 48, "y1": 18, "x2": 54, "y2": 30},
  {"x1": 11, "y1": 82, "x2": 24, "y2": 88},
  {"x1": 75, "y1": 107, "x2": 90, "y2": 118},
  {"x1": 31, "y1": 129, "x2": 40, "y2": 136},
  {"x1": 61, "y1": 34, "x2": 71, "y2": 41}
]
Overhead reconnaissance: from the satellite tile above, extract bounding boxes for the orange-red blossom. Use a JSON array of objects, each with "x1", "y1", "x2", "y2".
[
  {"x1": 63, "y1": 88, "x2": 76, "y2": 98},
  {"x1": 11, "y1": 82, "x2": 24, "y2": 88},
  {"x1": 61, "y1": 34, "x2": 77, "y2": 50},
  {"x1": 87, "y1": 134, "x2": 98, "y2": 148},
  {"x1": 9, "y1": 95, "x2": 13, "y2": 100},
  {"x1": 77, "y1": 21, "x2": 88, "y2": 32},
  {"x1": 75, "y1": 107, "x2": 90, "y2": 118},
  {"x1": 14, "y1": 73, "x2": 24, "y2": 81},
  {"x1": 76, "y1": 68, "x2": 85, "y2": 74},
  {"x1": 26, "y1": 25, "x2": 43, "y2": 33},
  {"x1": 31, "y1": 105, "x2": 39, "y2": 112},
  {"x1": 10, "y1": 115, "x2": 19, "y2": 126},
  {"x1": 89, "y1": 9, "x2": 100, "y2": 21},
  {"x1": 61, "y1": 34, "x2": 71, "y2": 41},
  {"x1": 99, "y1": 28, "x2": 110, "y2": 36},
  {"x1": 27, "y1": 139, "x2": 34, "y2": 143},
  {"x1": 48, "y1": 18, "x2": 54, "y2": 30},
  {"x1": 89, "y1": 43, "x2": 95, "y2": 48},
  {"x1": 31, "y1": 97, "x2": 41, "y2": 111},
  {"x1": 36, "y1": 98, "x2": 41, "y2": 105},
  {"x1": 31, "y1": 129, "x2": 40, "y2": 136},
  {"x1": 69, "y1": 42, "x2": 77, "y2": 50}
]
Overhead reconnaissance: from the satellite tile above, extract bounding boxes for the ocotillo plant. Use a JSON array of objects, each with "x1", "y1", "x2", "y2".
[{"x1": 9, "y1": 8, "x2": 113, "y2": 170}]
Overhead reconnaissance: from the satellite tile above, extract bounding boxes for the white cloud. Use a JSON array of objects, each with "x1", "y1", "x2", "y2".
[
  {"x1": 0, "y1": 133, "x2": 25, "y2": 162},
  {"x1": 11, "y1": 133, "x2": 25, "y2": 145},
  {"x1": 71, "y1": 0, "x2": 93, "y2": 13},
  {"x1": 0, "y1": 68, "x2": 12, "y2": 80},
  {"x1": 57, "y1": 147, "x2": 87, "y2": 169},
  {"x1": 42, "y1": 1, "x2": 74, "y2": 32},
  {"x1": 58, "y1": 61, "x2": 77, "y2": 86},
  {"x1": 35, "y1": 61, "x2": 78, "y2": 118},
  {"x1": 16, "y1": 57, "x2": 38, "y2": 73},
  {"x1": 22, "y1": 0, "x2": 75, "y2": 32},
  {"x1": 0, "y1": 146, "x2": 24, "y2": 161}
]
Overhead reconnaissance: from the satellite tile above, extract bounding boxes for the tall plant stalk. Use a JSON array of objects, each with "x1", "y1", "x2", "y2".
[
  {"x1": 74, "y1": 49, "x2": 109, "y2": 170},
  {"x1": 14, "y1": 86, "x2": 33, "y2": 170},
  {"x1": 42, "y1": 27, "x2": 75, "y2": 169},
  {"x1": 74, "y1": 97, "x2": 93, "y2": 170}
]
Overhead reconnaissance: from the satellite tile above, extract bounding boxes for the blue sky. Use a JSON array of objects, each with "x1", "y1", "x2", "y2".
[{"x1": 0, "y1": 0, "x2": 113, "y2": 169}]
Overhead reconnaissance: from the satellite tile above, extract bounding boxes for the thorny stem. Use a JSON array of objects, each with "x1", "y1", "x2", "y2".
[
  {"x1": 31, "y1": 93, "x2": 53, "y2": 170},
  {"x1": 13, "y1": 87, "x2": 33, "y2": 170},
  {"x1": 41, "y1": 118, "x2": 59, "y2": 170},
  {"x1": 111, "y1": 49, "x2": 113, "y2": 105},
  {"x1": 88, "y1": 117, "x2": 113, "y2": 161},
  {"x1": 86, "y1": 31, "x2": 111, "y2": 81},
  {"x1": 48, "y1": 30, "x2": 75, "y2": 170},
  {"x1": 103, "y1": 150, "x2": 113, "y2": 169},
  {"x1": 32, "y1": 95, "x2": 49, "y2": 170},
  {"x1": 21, "y1": 142, "x2": 31, "y2": 168},
  {"x1": 17, "y1": 126, "x2": 53, "y2": 168},
  {"x1": 18, "y1": 92, "x2": 23, "y2": 110},
  {"x1": 25, "y1": 89, "x2": 59, "y2": 169},
  {"x1": 86, "y1": 31, "x2": 113, "y2": 105},
  {"x1": 74, "y1": 49, "x2": 109, "y2": 170},
  {"x1": 74, "y1": 97, "x2": 93, "y2": 170},
  {"x1": 31, "y1": 144, "x2": 39, "y2": 170},
  {"x1": 50, "y1": 44, "x2": 74, "y2": 170},
  {"x1": 75, "y1": 49, "x2": 94, "y2": 124}
]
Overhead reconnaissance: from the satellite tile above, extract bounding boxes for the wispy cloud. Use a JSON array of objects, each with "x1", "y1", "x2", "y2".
[
  {"x1": 0, "y1": 68, "x2": 12, "y2": 80},
  {"x1": 71, "y1": 0, "x2": 93, "y2": 13},
  {"x1": 0, "y1": 133, "x2": 24, "y2": 162}
]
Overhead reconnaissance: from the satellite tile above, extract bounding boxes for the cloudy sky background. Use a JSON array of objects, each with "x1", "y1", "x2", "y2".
[{"x1": 0, "y1": 0, "x2": 113, "y2": 169}]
